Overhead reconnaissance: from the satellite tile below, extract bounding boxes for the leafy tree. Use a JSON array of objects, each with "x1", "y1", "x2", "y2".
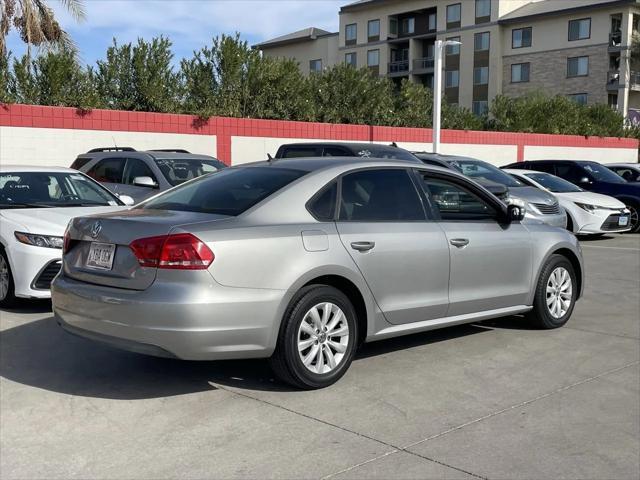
[
  {"x1": 0, "y1": 50, "x2": 14, "y2": 102},
  {"x1": 394, "y1": 80, "x2": 432, "y2": 127}
]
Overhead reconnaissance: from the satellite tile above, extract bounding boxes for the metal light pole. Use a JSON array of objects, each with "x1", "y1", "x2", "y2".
[{"x1": 432, "y1": 39, "x2": 461, "y2": 153}]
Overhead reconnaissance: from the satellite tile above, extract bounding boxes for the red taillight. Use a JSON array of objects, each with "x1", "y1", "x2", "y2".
[
  {"x1": 129, "y1": 233, "x2": 214, "y2": 270},
  {"x1": 63, "y1": 227, "x2": 71, "y2": 253}
]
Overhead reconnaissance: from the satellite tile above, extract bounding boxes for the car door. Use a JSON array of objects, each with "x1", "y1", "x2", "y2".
[
  {"x1": 122, "y1": 158, "x2": 160, "y2": 202},
  {"x1": 335, "y1": 168, "x2": 450, "y2": 325},
  {"x1": 85, "y1": 157, "x2": 126, "y2": 196},
  {"x1": 417, "y1": 171, "x2": 533, "y2": 317}
]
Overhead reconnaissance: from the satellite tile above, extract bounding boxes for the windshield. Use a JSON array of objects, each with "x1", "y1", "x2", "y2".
[
  {"x1": 579, "y1": 162, "x2": 626, "y2": 183},
  {"x1": 142, "y1": 167, "x2": 307, "y2": 216},
  {"x1": 524, "y1": 172, "x2": 582, "y2": 193},
  {"x1": 447, "y1": 159, "x2": 523, "y2": 187},
  {"x1": 355, "y1": 147, "x2": 419, "y2": 162},
  {"x1": 0, "y1": 171, "x2": 120, "y2": 208},
  {"x1": 155, "y1": 158, "x2": 227, "y2": 186}
]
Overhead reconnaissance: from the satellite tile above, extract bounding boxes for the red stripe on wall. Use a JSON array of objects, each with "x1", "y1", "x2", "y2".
[{"x1": 1, "y1": 104, "x2": 638, "y2": 157}]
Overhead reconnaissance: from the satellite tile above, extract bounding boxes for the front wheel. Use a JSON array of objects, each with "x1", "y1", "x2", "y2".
[
  {"x1": 269, "y1": 285, "x2": 358, "y2": 389},
  {"x1": 625, "y1": 201, "x2": 639, "y2": 233},
  {"x1": 0, "y1": 250, "x2": 17, "y2": 308},
  {"x1": 526, "y1": 254, "x2": 577, "y2": 329}
]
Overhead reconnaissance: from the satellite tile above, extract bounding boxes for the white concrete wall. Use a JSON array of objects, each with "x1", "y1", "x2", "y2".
[
  {"x1": 524, "y1": 146, "x2": 638, "y2": 163},
  {"x1": 0, "y1": 126, "x2": 217, "y2": 167}
]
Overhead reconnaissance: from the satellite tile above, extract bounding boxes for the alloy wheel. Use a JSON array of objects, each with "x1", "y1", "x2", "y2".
[
  {"x1": 297, "y1": 302, "x2": 349, "y2": 374},
  {"x1": 0, "y1": 255, "x2": 9, "y2": 301},
  {"x1": 546, "y1": 267, "x2": 572, "y2": 319},
  {"x1": 628, "y1": 205, "x2": 639, "y2": 232}
]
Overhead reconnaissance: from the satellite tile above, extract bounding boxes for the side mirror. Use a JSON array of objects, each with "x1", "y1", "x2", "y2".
[
  {"x1": 578, "y1": 177, "x2": 591, "y2": 185},
  {"x1": 133, "y1": 176, "x2": 158, "y2": 188},
  {"x1": 117, "y1": 194, "x2": 135, "y2": 206},
  {"x1": 506, "y1": 204, "x2": 525, "y2": 223}
]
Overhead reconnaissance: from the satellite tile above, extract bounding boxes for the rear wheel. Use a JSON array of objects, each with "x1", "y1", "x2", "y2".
[
  {"x1": 0, "y1": 250, "x2": 16, "y2": 308},
  {"x1": 269, "y1": 285, "x2": 358, "y2": 389},
  {"x1": 625, "y1": 201, "x2": 639, "y2": 233},
  {"x1": 526, "y1": 254, "x2": 577, "y2": 329}
]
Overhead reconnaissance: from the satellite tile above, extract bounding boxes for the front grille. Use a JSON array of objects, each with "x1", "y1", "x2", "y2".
[
  {"x1": 601, "y1": 213, "x2": 629, "y2": 231},
  {"x1": 532, "y1": 202, "x2": 561, "y2": 215},
  {"x1": 33, "y1": 260, "x2": 62, "y2": 290}
]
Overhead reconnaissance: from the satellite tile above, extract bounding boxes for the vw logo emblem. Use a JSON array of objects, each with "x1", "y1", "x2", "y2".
[{"x1": 90, "y1": 221, "x2": 102, "y2": 239}]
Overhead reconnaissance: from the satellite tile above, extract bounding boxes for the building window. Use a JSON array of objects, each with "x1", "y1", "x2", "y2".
[
  {"x1": 567, "y1": 56, "x2": 589, "y2": 77},
  {"x1": 446, "y1": 36, "x2": 461, "y2": 55},
  {"x1": 473, "y1": 66, "x2": 489, "y2": 85},
  {"x1": 472, "y1": 101, "x2": 489, "y2": 116},
  {"x1": 512, "y1": 27, "x2": 532, "y2": 48},
  {"x1": 367, "y1": 49, "x2": 380, "y2": 67},
  {"x1": 511, "y1": 63, "x2": 530, "y2": 83},
  {"x1": 368, "y1": 19, "x2": 380, "y2": 41},
  {"x1": 389, "y1": 18, "x2": 398, "y2": 36},
  {"x1": 345, "y1": 23, "x2": 357, "y2": 45},
  {"x1": 475, "y1": 0, "x2": 491, "y2": 22},
  {"x1": 445, "y1": 70, "x2": 459, "y2": 88},
  {"x1": 474, "y1": 32, "x2": 490, "y2": 51},
  {"x1": 428, "y1": 13, "x2": 437, "y2": 31},
  {"x1": 345, "y1": 52, "x2": 357, "y2": 67},
  {"x1": 569, "y1": 18, "x2": 591, "y2": 41},
  {"x1": 568, "y1": 93, "x2": 588, "y2": 105},
  {"x1": 401, "y1": 17, "x2": 415, "y2": 35},
  {"x1": 309, "y1": 59, "x2": 322, "y2": 72},
  {"x1": 447, "y1": 4, "x2": 461, "y2": 28}
]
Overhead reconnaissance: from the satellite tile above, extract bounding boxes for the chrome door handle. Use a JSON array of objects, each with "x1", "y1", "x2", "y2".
[
  {"x1": 350, "y1": 241, "x2": 375, "y2": 252},
  {"x1": 450, "y1": 238, "x2": 469, "y2": 248}
]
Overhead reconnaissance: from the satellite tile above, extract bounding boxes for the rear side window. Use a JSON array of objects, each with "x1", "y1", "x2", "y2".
[
  {"x1": 280, "y1": 146, "x2": 322, "y2": 158},
  {"x1": 339, "y1": 169, "x2": 425, "y2": 221},
  {"x1": 322, "y1": 147, "x2": 351, "y2": 157},
  {"x1": 142, "y1": 167, "x2": 307, "y2": 216},
  {"x1": 86, "y1": 158, "x2": 126, "y2": 183},
  {"x1": 70, "y1": 157, "x2": 92, "y2": 170},
  {"x1": 530, "y1": 162, "x2": 556, "y2": 175},
  {"x1": 308, "y1": 183, "x2": 337, "y2": 221}
]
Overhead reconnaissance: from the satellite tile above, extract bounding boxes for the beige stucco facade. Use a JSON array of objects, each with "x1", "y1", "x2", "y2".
[{"x1": 256, "y1": 0, "x2": 640, "y2": 118}]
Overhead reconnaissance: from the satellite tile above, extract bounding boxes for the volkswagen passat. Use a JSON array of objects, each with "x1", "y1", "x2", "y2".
[{"x1": 53, "y1": 158, "x2": 584, "y2": 389}]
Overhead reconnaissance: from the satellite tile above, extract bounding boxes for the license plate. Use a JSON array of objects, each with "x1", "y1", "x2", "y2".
[
  {"x1": 619, "y1": 216, "x2": 629, "y2": 226},
  {"x1": 86, "y1": 242, "x2": 116, "y2": 270}
]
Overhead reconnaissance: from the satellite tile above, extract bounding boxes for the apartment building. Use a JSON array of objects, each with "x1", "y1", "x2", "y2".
[{"x1": 255, "y1": 0, "x2": 640, "y2": 117}]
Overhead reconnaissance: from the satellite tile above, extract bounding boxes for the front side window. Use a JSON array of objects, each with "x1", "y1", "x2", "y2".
[
  {"x1": 368, "y1": 19, "x2": 380, "y2": 40},
  {"x1": 420, "y1": 175, "x2": 497, "y2": 221},
  {"x1": 87, "y1": 158, "x2": 126, "y2": 184},
  {"x1": 473, "y1": 66, "x2": 489, "y2": 85},
  {"x1": 345, "y1": 23, "x2": 357, "y2": 44},
  {"x1": 154, "y1": 158, "x2": 224, "y2": 186},
  {"x1": 448, "y1": 159, "x2": 522, "y2": 187},
  {"x1": 367, "y1": 49, "x2": 380, "y2": 66},
  {"x1": 143, "y1": 167, "x2": 307, "y2": 216},
  {"x1": 124, "y1": 158, "x2": 157, "y2": 186},
  {"x1": 445, "y1": 70, "x2": 459, "y2": 88},
  {"x1": 339, "y1": 169, "x2": 425, "y2": 222},
  {"x1": 567, "y1": 56, "x2": 589, "y2": 77},
  {"x1": 345, "y1": 52, "x2": 357, "y2": 67},
  {"x1": 446, "y1": 36, "x2": 461, "y2": 55},
  {"x1": 569, "y1": 18, "x2": 591, "y2": 41},
  {"x1": 512, "y1": 27, "x2": 532, "y2": 48},
  {"x1": 511, "y1": 63, "x2": 530, "y2": 83},
  {"x1": 447, "y1": 4, "x2": 462, "y2": 26},
  {"x1": 577, "y1": 162, "x2": 625, "y2": 183},
  {"x1": 474, "y1": 32, "x2": 490, "y2": 51},
  {"x1": 310, "y1": 59, "x2": 323, "y2": 72},
  {"x1": 475, "y1": 0, "x2": 491, "y2": 20}
]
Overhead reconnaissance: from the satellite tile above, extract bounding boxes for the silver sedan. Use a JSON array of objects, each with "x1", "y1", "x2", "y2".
[{"x1": 52, "y1": 158, "x2": 584, "y2": 389}]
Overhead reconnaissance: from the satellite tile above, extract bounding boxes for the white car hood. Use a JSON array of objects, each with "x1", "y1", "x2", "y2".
[
  {"x1": 555, "y1": 191, "x2": 626, "y2": 209},
  {"x1": 1, "y1": 206, "x2": 127, "y2": 236}
]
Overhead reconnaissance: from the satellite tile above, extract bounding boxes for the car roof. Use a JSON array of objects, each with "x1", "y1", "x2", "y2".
[
  {"x1": 79, "y1": 149, "x2": 218, "y2": 161},
  {"x1": 279, "y1": 142, "x2": 405, "y2": 151},
  {"x1": 504, "y1": 168, "x2": 547, "y2": 176},
  {"x1": 607, "y1": 163, "x2": 640, "y2": 167},
  {"x1": 0, "y1": 165, "x2": 77, "y2": 173}
]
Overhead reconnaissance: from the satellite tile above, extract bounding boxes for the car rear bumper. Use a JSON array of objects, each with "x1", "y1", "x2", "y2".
[{"x1": 51, "y1": 272, "x2": 286, "y2": 360}]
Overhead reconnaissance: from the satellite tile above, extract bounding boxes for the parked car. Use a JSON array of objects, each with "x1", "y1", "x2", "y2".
[
  {"x1": 274, "y1": 142, "x2": 420, "y2": 162},
  {"x1": 606, "y1": 163, "x2": 640, "y2": 183},
  {"x1": 0, "y1": 166, "x2": 131, "y2": 306},
  {"x1": 503, "y1": 160, "x2": 640, "y2": 233},
  {"x1": 53, "y1": 157, "x2": 583, "y2": 389},
  {"x1": 414, "y1": 153, "x2": 566, "y2": 228},
  {"x1": 72, "y1": 147, "x2": 227, "y2": 203},
  {"x1": 504, "y1": 169, "x2": 631, "y2": 235}
]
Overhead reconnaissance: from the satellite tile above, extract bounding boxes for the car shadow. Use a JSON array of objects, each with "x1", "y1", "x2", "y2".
[
  {"x1": 0, "y1": 314, "x2": 529, "y2": 399},
  {"x1": 1, "y1": 299, "x2": 52, "y2": 314}
]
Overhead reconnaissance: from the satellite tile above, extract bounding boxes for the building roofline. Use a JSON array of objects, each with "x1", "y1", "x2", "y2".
[
  {"x1": 340, "y1": 0, "x2": 386, "y2": 13},
  {"x1": 253, "y1": 29, "x2": 338, "y2": 50},
  {"x1": 498, "y1": 0, "x2": 636, "y2": 25}
]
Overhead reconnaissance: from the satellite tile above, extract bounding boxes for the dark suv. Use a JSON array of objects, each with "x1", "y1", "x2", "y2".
[
  {"x1": 503, "y1": 159, "x2": 640, "y2": 233},
  {"x1": 71, "y1": 148, "x2": 227, "y2": 203},
  {"x1": 274, "y1": 142, "x2": 420, "y2": 162}
]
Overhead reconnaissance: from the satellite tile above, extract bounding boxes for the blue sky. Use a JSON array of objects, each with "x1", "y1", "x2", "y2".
[{"x1": 6, "y1": 0, "x2": 344, "y2": 65}]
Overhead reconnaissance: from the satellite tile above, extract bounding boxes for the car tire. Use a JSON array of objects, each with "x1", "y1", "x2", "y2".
[
  {"x1": 0, "y1": 249, "x2": 17, "y2": 308},
  {"x1": 269, "y1": 285, "x2": 358, "y2": 390},
  {"x1": 624, "y1": 201, "x2": 639, "y2": 233},
  {"x1": 526, "y1": 254, "x2": 577, "y2": 329}
]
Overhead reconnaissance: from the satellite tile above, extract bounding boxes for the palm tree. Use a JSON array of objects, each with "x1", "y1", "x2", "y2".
[{"x1": 0, "y1": 0, "x2": 86, "y2": 57}]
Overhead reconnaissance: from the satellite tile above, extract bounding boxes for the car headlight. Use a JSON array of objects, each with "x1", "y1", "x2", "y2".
[
  {"x1": 14, "y1": 232, "x2": 64, "y2": 249},
  {"x1": 574, "y1": 202, "x2": 598, "y2": 213}
]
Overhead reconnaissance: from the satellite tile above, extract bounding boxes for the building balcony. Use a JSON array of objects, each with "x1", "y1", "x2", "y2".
[
  {"x1": 607, "y1": 70, "x2": 640, "y2": 91},
  {"x1": 412, "y1": 57, "x2": 434, "y2": 72},
  {"x1": 388, "y1": 60, "x2": 409, "y2": 75},
  {"x1": 631, "y1": 71, "x2": 640, "y2": 90},
  {"x1": 608, "y1": 32, "x2": 624, "y2": 52}
]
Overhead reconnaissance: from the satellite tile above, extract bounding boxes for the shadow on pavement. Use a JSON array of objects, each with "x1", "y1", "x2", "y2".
[
  {"x1": 0, "y1": 299, "x2": 52, "y2": 315},
  {"x1": 0, "y1": 314, "x2": 526, "y2": 399}
]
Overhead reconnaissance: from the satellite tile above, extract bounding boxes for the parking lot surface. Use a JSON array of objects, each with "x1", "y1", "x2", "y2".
[{"x1": 1, "y1": 234, "x2": 639, "y2": 479}]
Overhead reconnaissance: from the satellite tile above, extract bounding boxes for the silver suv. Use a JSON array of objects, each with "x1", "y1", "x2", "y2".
[
  {"x1": 53, "y1": 158, "x2": 583, "y2": 389},
  {"x1": 71, "y1": 147, "x2": 227, "y2": 203}
]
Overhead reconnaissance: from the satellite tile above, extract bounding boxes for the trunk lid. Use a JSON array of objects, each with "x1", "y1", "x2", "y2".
[{"x1": 63, "y1": 209, "x2": 230, "y2": 290}]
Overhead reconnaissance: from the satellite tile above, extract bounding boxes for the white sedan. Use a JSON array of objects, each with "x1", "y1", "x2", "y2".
[
  {"x1": 504, "y1": 169, "x2": 631, "y2": 236},
  {"x1": 0, "y1": 165, "x2": 133, "y2": 306}
]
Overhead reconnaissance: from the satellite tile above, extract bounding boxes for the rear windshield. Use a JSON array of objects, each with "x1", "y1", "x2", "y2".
[
  {"x1": 447, "y1": 159, "x2": 522, "y2": 188},
  {"x1": 142, "y1": 167, "x2": 307, "y2": 216},
  {"x1": 155, "y1": 158, "x2": 227, "y2": 186}
]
